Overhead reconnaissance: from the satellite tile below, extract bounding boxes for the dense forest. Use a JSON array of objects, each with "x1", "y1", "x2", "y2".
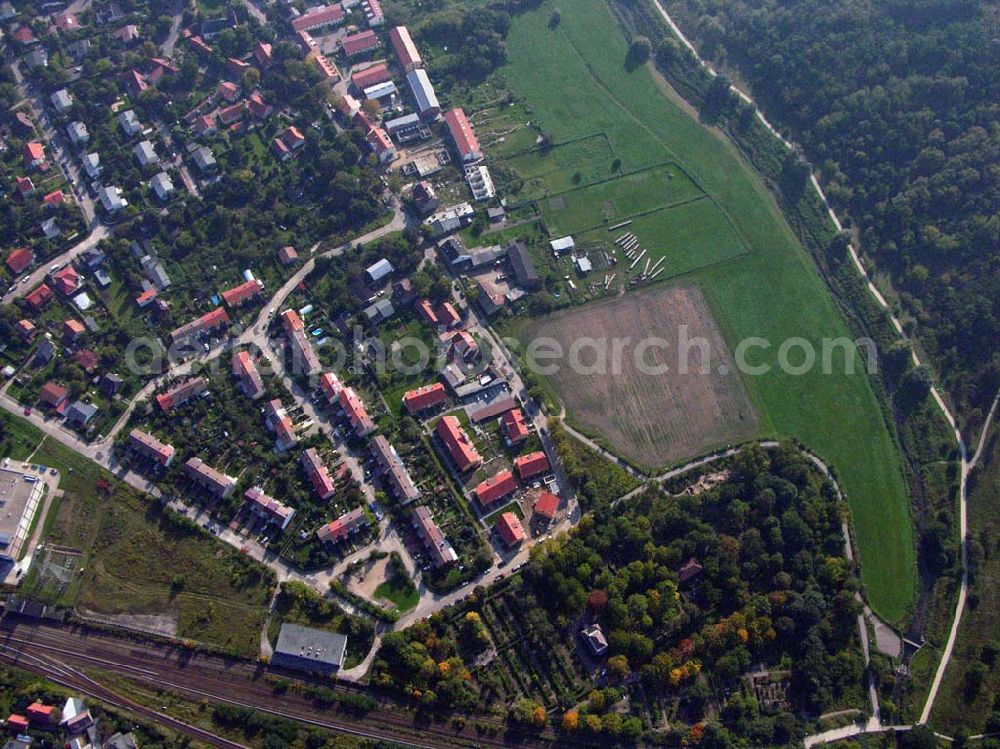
[
  {"x1": 373, "y1": 445, "x2": 867, "y2": 744},
  {"x1": 660, "y1": 0, "x2": 1000, "y2": 421}
]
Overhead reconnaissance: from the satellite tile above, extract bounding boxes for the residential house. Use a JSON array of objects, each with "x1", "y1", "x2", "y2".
[
  {"x1": 151, "y1": 171, "x2": 175, "y2": 201},
  {"x1": 221, "y1": 278, "x2": 263, "y2": 307},
  {"x1": 5, "y1": 248, "x2": 33, "y2": 275},
  {"x1": 339, "y1": 387, "x2": 375, "y2": 437},
  {"x1": 411, "y1": 505, "x2": 456, "y2": 567},
  {"x1": 500, "y1": 408, "x2": 530, "y2": 445},
  {"x1": 371, "y1": 435, "x2": 419, "y2": 504},
  {"x1": 65, "y1": 400, "x2": 99, "y2": 427},
  {"x1": 128, "y1": 428, "x2": 175, "y2": 466},
  {"x1": 426, "y1": 202, "x2": 474, "y2": 236},
  {"x1": 23, "y1": 142, "x2": 45, "y2": 169},
  {"x1": 389, "y1": 26, "x2": 421, "y2": 72},
  {"x1": 291, "y1": 4, "x2": 344, "y2": 33},
  {"x1": 82, "y1": 151, "x2": 100, "y2": 178},
  {"x1": 254, "y1": 41, "x2": 273, "y2": 68},
  {"x1": 435, "y1": 415, "x2": 481, "y2": 471},
  {"x1": 118, "y1": 109, "x2": 142, "y2": 136},
  {"x1": 411, "y1": 182, "x2": 438, "y2": 215},
  {"x1": 474, "y1": 469, "x2": 517, "y2": 507},
  {"x1": 533, "y1": 490, "x2": 559, "y2": 523},
  {"x1": 514, "y1": 450, "x2": 550, "y2": 481},
  {"x1": 444, "y1": 108, "x2": 481, "y2": 163},
  {"x1": 406, "y1": 68, "x2": 439, "y2": 119},
  {"x1": 316, "y1": 507, "x2": 368, "y2": 544},
  {"x1": 169, "y1": 307, "x2": 229, "y2": 344},
  {"x1": 192, "y1": 145, "x2": 217, "y2": 173},
  {"x1": 301, "y1": 447, "x2": 335, "y2": 500},
  {"x1": 279, "y1": 245, "x2": 298, "y2": 266},
  {"x1": 495, "y1": 511, "x2": 525, "y2": 547},
  {"x1": 133, "y1": 139, "x2": 158, "y2": 167},
  {"x1": 403, "y1": 383, "x2": 446, "y2": 415},
  {"x1": 63, "y1": 318, "x2": 85, "y2": 343},
  {"x1": 184, "y1": 457, "x2": 237, "y2": 499},
  {"x1": 264, "y1": 399, "x2": 298, "y2": 451},
  {"x1": 98, "y1": 185, "x2": 128, "y2": 212},
  {"x1": 51, "y1": 88, "x2": 73, "y2": 113},
  {"x1": 51, "y1": 266, "x2": 81, "y2": 295},
  {"x1": 341, "y1": 29, "x2": 377, "y2": 57},
  {"x1": 155, "y1": 376, "x2": 208, "y2": 412},
  {"x1": 26, "y1": 283, "x2": 53, "y2": 309},
  {"x1": 244, "y1": 486, "x2": 294, "y2": 529},
  {"x1": 39, "y1": 382, "x2": 69, "y2": 409},
  {"x1": 233, "y1": 350, "x2": 265, "y2": 399},
  {"x1": 351, "y1": 63, "x2": 390, "y2": 91}
]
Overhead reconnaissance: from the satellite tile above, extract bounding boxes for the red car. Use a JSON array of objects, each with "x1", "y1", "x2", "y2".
[{"x1": 23, "y1": 407, "x2": 32, "y2": 416}]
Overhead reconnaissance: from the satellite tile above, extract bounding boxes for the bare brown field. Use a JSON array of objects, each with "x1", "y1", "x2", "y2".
[{"x1": 521, "y1": 285, "x2": 759, "y2": 467}]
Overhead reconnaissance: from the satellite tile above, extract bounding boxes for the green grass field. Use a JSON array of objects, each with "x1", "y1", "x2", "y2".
[
  {"x1": 539, "y1": 163, "x2": 705, "y2": 235},
  {"x1": 496, "y1": 0, "x2": 914, "y2": 620},
  {"x1": 374, "y1": 575, "x2": 419, "y2": 613},
  {"x1": 499, "y1": 134, "x2": 618, "y2": 198},
  {"x1": 4, "y1": 411, "x2": 275, "y2": 655}
]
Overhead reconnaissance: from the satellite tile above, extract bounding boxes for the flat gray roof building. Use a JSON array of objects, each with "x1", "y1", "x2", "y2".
[{"x1": 271, "y1": 623, "x2": 347, "y2": 675}]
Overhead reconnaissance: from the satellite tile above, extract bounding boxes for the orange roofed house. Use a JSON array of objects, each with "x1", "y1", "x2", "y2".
[
  {"x1": 500, "y1": 408, "x2": 530, "y2": 445},
  {"x1": 474, "y1": 469, "x2": 517, "y2": 508},
  {"x1": 316, "y1": 506, "x2": 368, "y2": 544},
  {"x1": 514, "y1": 450, "x2": 550, "y2": 481},
  {"x1": 402, "y1": 383, "x2": 446, "y2": 415},
  {"x1": 495, "y1": 511, "x2": 525, "y2": 547},
  {"x1": 221, "y1": 278, "x2": 264, "y2": 307},
  {"x1": 301, "y1": 447, "x2": 336, "y2": 499},
  {"x1": 435, "y1": 415, "x2": 481, "y2": 472}
]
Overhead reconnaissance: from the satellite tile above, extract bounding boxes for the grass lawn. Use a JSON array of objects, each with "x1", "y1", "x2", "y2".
[
  {"x1": 0, "y1": 415, "x2": 45, "y2": 462},
  {"x1": 374, "y1": 574, "x2": 419, "y2": 613},
  {"x1": 496, "y1": 0, "x2": 914, "y2": 621},
  {"x1": 4, "y1": 410, "x2": 275, "y2": 656}
]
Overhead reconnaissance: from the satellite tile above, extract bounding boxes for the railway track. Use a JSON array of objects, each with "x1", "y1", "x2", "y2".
[{"x1": 0, "y1": 619, "x2": 567, "y2": 749}]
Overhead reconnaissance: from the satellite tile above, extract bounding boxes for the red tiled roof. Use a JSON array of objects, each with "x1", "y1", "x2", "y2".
[
  {"x1": 17, "y1": 319, "x2": 36, "y2": 339},
  {"x1": 279, "y1": 245, "x2": 298, "y2": 265},
  {"x1": 52, "y1": 265, "x2": 81, "y2": 295},
  {"x1": 194, "y1": 113, "x2": 217, "y2": 135},
  {"x1": 248, "y1": 93, "x2": 271, "y2": 118},
  {"x1": 219, "y1": 81, "x2": 239, "y2": 100},
  {"x1": 189, "y1": 35, "x2": 213, "y2": 55},
  {"x1": 444, "y1": 108, "x2": 481, "y2": 161},
  {"x1": 501, "y1": 408, "x2": 530, "y2": 443},
  {"x1": 495, "y1": 511, "x2": 525, "y2": 546},
  {"x1": 43, "y1": 189, "x2": 64, "y2": 205},
  {"x1": 233, "y1": 350, "x2": 265, "y2": 399},
  {"x1": 415, "y1": 299, "x2": 438, "y2": 325},
  {"x1": 366, "y1": 126, "x2": 393, "y2": 155},
  {"x1": 129, "y1": 428, "x2": 176, "y2": 466},
  {"x1": 155, "y1": 377, "x2": 208, "y2": 412},
  {"x1": 26, "y1": 703, "x2": 55, "y2": 722},
  {"x1": 474, "y1": 470, "x2": 517, "y2": 506},
  {"x1": 533, "y1": 490, "x2": 559, "y2": 519},
  {"x1": 316, "y1": 507, "x2": 367, "y2": 543},
  {"x1": 39, "y1": 382, "x2": 69, "y2": 407},
  {"x1": 16, "y1": 176, "x2": 35, "y2": 195},
  {"x1": 221, "y1": 278, "x2": 263, "y2": 307},
  {"x1": 291, "y1": 3, "x2": 344, "y2": 32},
  {"x1": 320, "y1": 372, "x2": 343, "y2": 402},
  {"x1": 254, "y1": 41, "x2": 273, "y2": 67},
  {"x1": 280, "y1": 309, "x2": 304, "y2": 334},
  {"x1": 301, "y1": 447, "x2": 335, "y2": 499},
  {"x1": 63, "y1": 318, "x2": 85, "y2": 337},
  {"x1": 437, "y1": 301, "x2": 460, "y2": 327},
  {"x1": 342, "y1": 29, "x2": 378, "y2": 56},
  {"x1": 5, "y1": 247, "x2": 33, "y2": 274},
  {"x1": 435, "y1": 415, "x2": 480, "y2": 471},
  {"x1": 6, "y1": 715, "x2": 30, "y2": 731},
  {"x1": 351, "y1": 63, "x2": 390, "y2": 90},
  {"x1": 403, "y1": 383, "x2": 446, "y2": 414},
  {"x1": 218, "y1": 101, "x2": 246, "y2": 124},
  {"x1": 26, "y1": 283, "x2": 53, "y2": 309},
  {"x1": 136, "y1": 288, "x2": 157, "y2": 306},
  {"x1": 389, "y1": 26, "x2": 421, "y2": 70},
  {"x1": 514, "y1": 450, "x2": 550, "y2": 480},
  {"x1": 24, "y1": 141, "x2": 45, "y2": 164},
  {"x1": 74, "y1": 349, "x2": 99, "y2": 371},
  {"x1": 339, "y1": 386, "x2": 375, "y2": 436}
]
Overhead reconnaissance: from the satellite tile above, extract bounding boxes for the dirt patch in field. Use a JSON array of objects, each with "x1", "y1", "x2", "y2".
[
  {"x1": 346, "y1": 556, "x2": 392, "y2": 600},
  {"x1": 523, "y1": 284, "x2": 759, "y2": 467}
]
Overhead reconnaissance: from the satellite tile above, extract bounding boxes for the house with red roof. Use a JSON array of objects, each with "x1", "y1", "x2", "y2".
[
  {"x1": 23, "y1": 141, "x2": 45, "y2": 169},
  {"x1": 63, "y1": 318, "x2": 85, "y2": 343},
  {"x1": 301, "y1": 447, "x2": 336, "y2": 499},
  {"x1": 39, "y1": 382, "x2": 69, "y2": 409},
  {"x1": 221, "y1": 278, "x2": 263, "y2": 307},
  {"x1": 128, "y1": 428, "x2": 176, "y2": 467},
  {"x1": 13, "y1": 26, "x2": 36, "y2": 44},
  {"x1": 74, "y1": 349, "x2": 99, "y2": 372},
  {"x1": 319, "y1": 372, "x2": 343, "y2": 403},
  {"x1": 291, "y1": 3, "x2": 344, "y2": 33},
  {"x1": 227, "y1": 57, "x2": 251, "y2": 77},
  {"x1": 280, "y1": 308, "x2": 304, "y2": 334},
  {"x1": 17, "y1": 176, "x2": 35, "y2": 196},
  {"x1": 316, "y1": 506, "x2": 368, "y2": 544},
  {"x1": 188, "y1": 35, "x2": 213, "y2": 56},
  {"x1": 339, "y1": 387, "x2": 376, "y2": 437},
  {"x1": 437, "y1": 301, "x2": 460, "y2": 328},
  {"x1": 218, "y1": 101, "x2": 246, "y2": 125},
  {"x1": 265, "y1": 399, "x2": 298, "y2": 451},
  {"x1": 233, "y1": 350, "x2": 265, "y2": 400},
  {"x1": 155, "y1": 377, "x2": 208, "y2": 412},
  {"x1": 25, "y1": 703, "x2": 56, "y2": 724},
  {"x1": 273, "y1": 126, "x2": 305, "y2": 161},
  {"x1": 17, "y1": 319, "x2": 37, "y2": 343},
  {"x1": 501, "y1": 408, "x2": 530, "y2": 445},
  {"x1": 351, "y1": 63, "x2": 390, "y2": 91},
  {"x1": 43, "y1": 189, "x2": 64, "y2": 206},
  {"x1": 26, "y1": 283, "x2": 53, "y2": 309},
  {"x1": 362, "y1": 0, "x2": 384, "y2": 26},
  {"x1": 402, "y1": 383, "x2": 446, "y2": 415},
  {"x1": 474, "y1": 469, "x2": 517, "y2": 507},
  {"x1": 6, "y1": 248, "x2": 34, "y2": 275},
  {"x1": 52, "y1": 266, "x2": 82, "y2": 295},
  {"x1": 136, "y1": 288, "x2": 157, "y2": 307},
  {"x1": 219, "y1": 81, "x2": 240, "y2": 101},
  {"x1": 495, "y1": 511, "x2": 525, "y2": 547},
  {"x1": 366, "y1": 126, "x2": 396, "y2": 164},
  {"x1": 533, "y1": 491, "x2": 559, "y2": 522},
  {"x1": 514, "y1": 450, "x2": 550, "y2": 481},
  {"x1": 254, "y1": 41, "x2": 273, "y2": 68},
  {"x1": 169, "y1": 307, "x2": 230, "y2": 343},
  {"x1": 452, "y1": 330, "x2": 478, "y2": 360},
  {"x1": 342, "y1": 29, "x2": 378, "y2": 57},
  {"x1": 6, "y1": 715, "x2": 30, "y2": 733},
  {"x1": 194, "y1": 113, "x2": 217, "y2": 136},
  {"x1": 184, "y1": 457, "x2": 237, "y2": 498},
  {"x1": 244, "y1": 486, "x2": 295, "y2": 529},
  {"x1": 389, "y1": 26, "x2": 421, "y2": 72},
  {"x1": 124, "y1": 69, "x2": 148, "y2": 96},
  {"x1": 435, "y1": 415, "x2": 481, "y2": 472},
  {"x1": 248, "y1": 93, "x2": 272, "y2": 119},
  {"x1": 444, "y1": 108, "x2": 481, "y2": 163},
  {"x1": 279, "y1": 245, "x2": 298, "y2": 265},
  {"x1": 415, "y1": 299, "x2": 438, "y2": 326}
]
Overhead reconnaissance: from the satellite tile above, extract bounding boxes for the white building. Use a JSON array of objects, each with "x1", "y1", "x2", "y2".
[
  {"x1": 66, "y1": 121, "x2": 89, "y2": 146},
  {"x1": 51, "y1": 88, "x2": 73, "y2": 113},
  {"x1": 118, "y1": 109, "x2": 142, "y2": 137},
  {"x1": 99, "y1": 185, "x2": 128, "y2": 213},
  {"x1": 151, "y1": 172, "x2": 174, "y2": 201},
  {"x1": 82, "y1": 152, "x2": 101, "y2": 179},
  {"x1": 133, "y1": 140, "x2": 158, "y2": 167}
]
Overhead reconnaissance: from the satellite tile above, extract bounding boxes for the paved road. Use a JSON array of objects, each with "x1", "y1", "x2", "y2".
[{"x1": 160, "y1": 0, "x2": 184, "y2": 57}]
